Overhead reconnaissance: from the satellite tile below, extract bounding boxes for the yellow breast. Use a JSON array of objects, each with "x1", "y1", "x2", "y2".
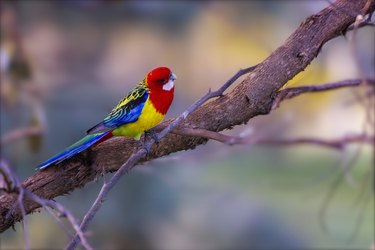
[{"x1": 111, "y1": 99, "x2": 165, "y2": 140}]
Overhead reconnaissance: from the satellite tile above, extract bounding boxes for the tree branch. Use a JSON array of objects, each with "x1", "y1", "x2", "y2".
[
  {"x1": 272, "y1": 78, "x2": 375, "y2": 109},
  {"x1": 176, "y1": 127, "x2": 374, "y2": 150},
  {"x1": 1, "y1": 126, "x2": 45, "y2": 145},
  {"x1": 1, "y1": 0, "x2": 374, "y2": 233}
]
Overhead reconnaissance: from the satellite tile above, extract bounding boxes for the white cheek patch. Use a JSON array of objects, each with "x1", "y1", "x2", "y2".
[{"x1": 163, "y1": 79, "x2": 175, "y2": 91}]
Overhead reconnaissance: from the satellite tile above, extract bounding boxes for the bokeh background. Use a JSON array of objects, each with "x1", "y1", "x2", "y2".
[{"x1": 1, "y1": 1, "x2": 374, "y2": 249}]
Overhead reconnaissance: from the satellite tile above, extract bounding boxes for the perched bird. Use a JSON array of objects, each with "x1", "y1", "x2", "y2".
[{"x1": 37, "y1": 67, "x2": 176, "y2": 170}]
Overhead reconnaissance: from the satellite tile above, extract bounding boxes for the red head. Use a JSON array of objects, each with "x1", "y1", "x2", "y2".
[{"x1": 145, "y1": 66, "x2": 176, "y2": 114}]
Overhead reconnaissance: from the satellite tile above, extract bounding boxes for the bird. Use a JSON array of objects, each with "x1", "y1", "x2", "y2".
[{"x1": 37, "y1": 67, "x2": 176, "y2": 170}]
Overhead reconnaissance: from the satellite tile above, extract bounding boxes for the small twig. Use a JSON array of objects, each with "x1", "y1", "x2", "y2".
[
  {"x1": 272, "y1": 78, "x2": 375, "y2": 110},
  {"x1": 347, "y1": 178, "x2": 372, "y2": 243},
  {"x1": 0, "y1": 158, "x2": 93, "y2": 250},
  {"x1": 1, "y1": 126, "x2": 45, "y2": 145},
  {"x1": 66, "y1": 65, "x2": 258, "y2": 250},
  {"x1": 18, "y1": 187, "x2": 30, "y2": 250},
  {"x1": 0, "y1": 160, "x2": 18, "y2": 192},
  {"x1": 24, "y1": 190, "x2": 93, "y2": 250},
  {"x1": 43, "y1": 206, "x2": 73, "y2": 239},
  {"x1": 344, "y1": 88, "x2": 375, "y2": 106},
  {"x1": 65, "y1": 149, "x2": 147, "y2": 250},
  {"x1": 318, "y1": 144, "x2": 363, "y2": 236},
  {"x1": 0, "y1": 159, "x2": 30, "y2": 250},
  {"x1": 256, "y1": 135, "x2": 374, "y2": 149}
]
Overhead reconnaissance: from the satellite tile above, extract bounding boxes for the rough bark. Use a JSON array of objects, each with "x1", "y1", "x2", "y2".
[{"x1": 1, "y1": 0, "x2": 374, "y2": 233}]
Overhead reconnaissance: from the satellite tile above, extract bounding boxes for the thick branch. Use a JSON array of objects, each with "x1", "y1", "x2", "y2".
[{"x1": 0, "y1": 0, "x2": 374, "y2": 233}]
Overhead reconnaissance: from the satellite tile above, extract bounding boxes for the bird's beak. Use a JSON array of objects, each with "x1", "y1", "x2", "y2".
[{"x1": 170, "y1": 72, "x2": 177, "y2": 81}]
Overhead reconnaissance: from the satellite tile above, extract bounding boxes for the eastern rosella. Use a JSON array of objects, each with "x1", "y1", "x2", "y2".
[{"x1": 37, "y1": 67, "x2": 176, "y2": 170}]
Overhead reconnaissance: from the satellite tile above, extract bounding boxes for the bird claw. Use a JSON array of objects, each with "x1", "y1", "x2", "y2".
[
  {"x1": 144, "y1": 129, "x2": 160, "y2": 144},
  {"x1": 140, "y1": 129, "x2": 159, "y2": 156}
]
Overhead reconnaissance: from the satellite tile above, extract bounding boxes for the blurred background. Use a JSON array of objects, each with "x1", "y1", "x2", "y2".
[{"x1": 1, "y1": 1, "x2": 374, "y2": 249}]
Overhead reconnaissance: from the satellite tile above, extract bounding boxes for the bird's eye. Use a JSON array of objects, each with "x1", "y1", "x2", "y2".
[{"x1": 158, "y1": 79, "x2": 166, "y2": 83}]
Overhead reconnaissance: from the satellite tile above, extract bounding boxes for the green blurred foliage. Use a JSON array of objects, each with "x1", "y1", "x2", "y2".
[{"x1": 1, "y1": 1, "x2": 373, "y2": 249}]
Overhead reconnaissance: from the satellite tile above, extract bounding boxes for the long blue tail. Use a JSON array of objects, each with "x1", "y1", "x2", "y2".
[{"x1": 37, "y1": 131, "x2": 112, "y2": 170}]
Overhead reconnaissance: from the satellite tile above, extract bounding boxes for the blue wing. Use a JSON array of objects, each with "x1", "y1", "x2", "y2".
[{"x1": 87, "y1": 88, "x2": 148, "y2": 134}]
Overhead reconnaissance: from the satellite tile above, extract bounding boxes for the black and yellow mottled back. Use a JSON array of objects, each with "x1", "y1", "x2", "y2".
[{"x1": 86, "y1": 81, "x2": 149, "y2": 134}]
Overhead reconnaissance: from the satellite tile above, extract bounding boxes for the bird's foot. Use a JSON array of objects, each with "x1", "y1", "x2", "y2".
[
  {"x1": 144, "y1": 129, "x2": 160, "y2": 144},
  {"x1": 140, "y1": 129, "x2": 160, "y2": 156}
]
